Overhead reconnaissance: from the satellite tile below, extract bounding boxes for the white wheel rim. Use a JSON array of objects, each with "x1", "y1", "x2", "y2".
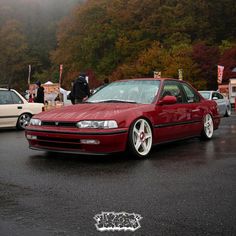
[
  {"x1": 19, "y1": 114, "x2": 31, "y2": 128},
  {"x1": 132, "y1": 119, "x2": 152, "y2": 156},
  {"x1": 204, "y1": 114, "x2": 213, "y2": 138}
]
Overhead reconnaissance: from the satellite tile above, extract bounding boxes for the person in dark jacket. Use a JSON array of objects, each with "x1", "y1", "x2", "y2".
[
  {"x1": 67, "y1": 81, "x2": 75, "y2": 104},
  {"x1": 34, "y1": 81, "x2": 44, "y2": 103},
  {"x1": 72, "y1": 73, "x2": 90, "y2": 104}
]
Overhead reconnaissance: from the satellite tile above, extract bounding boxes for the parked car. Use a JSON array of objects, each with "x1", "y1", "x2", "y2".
[
  {"x1": 0, "y1": 88, "x2": 44, "y2": 129},
  {"x1": 25, "y1": 78, "x2": 220, "y2": 158},
  {"x1": 199, "y1": 91, "x2": 231, "y2": 117}
]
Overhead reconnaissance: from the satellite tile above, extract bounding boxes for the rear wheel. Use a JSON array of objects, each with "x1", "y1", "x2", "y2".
[
  {"x1": 128, "y1": 118, "x2": 153, "y2": 158},
  {"x1": 201, "y1": 114, "x2": 214, "y2": 140},
  {"x1": 17, "y1": 113, "x2": 32, "y2": 130}
]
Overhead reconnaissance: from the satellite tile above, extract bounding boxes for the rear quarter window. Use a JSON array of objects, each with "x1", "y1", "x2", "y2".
[
  {"x1": 182, "y1": 84, "x2": 200, "y2": 103},
  {"x1": 11, "y1": 91, "x2": 23, "y2": 104}
]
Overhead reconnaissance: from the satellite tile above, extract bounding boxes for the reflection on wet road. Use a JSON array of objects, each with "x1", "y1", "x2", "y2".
[{"x1": 0, "y1": 114, "x2": 236, "y2": 235}]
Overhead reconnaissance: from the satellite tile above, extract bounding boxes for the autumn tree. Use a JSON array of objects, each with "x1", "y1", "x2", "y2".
[
  {"x1": 192, "y1": 42, "x2": 220, "y2": 90},
  {"x1": 51, "y1": 0, "x2": 235, "y2": 87},
  {"x1": 0, "y1": 0, "x2": 83, "y2": 88},
  {"x1": 0, "y1": 20, "x2": 28, "y2": 87},
  {"x1": 218, "y1": 46, "x2": 236, "y2": 83}
]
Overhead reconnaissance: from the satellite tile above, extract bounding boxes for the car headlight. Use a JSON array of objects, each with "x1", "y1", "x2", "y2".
[
  {"x1": 76, "y1": 120, "x2": 118, "y2": 129},
  {"x1": 30, "y1": 118, "x2": 42, "y2": 126}
]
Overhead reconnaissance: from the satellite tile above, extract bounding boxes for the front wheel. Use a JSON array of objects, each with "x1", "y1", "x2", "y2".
[
  {"x1": 128, "y1": 118, "x2": 153, "y2": 158},
  {"x1": 201, "y1": 114, "x2": 214, "y2": 140},
  {"x1": 17, "y1": 113, "x2": 32, "y2": 130}
]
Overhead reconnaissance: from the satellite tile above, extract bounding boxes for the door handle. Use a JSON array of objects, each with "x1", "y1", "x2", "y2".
[
  {"x1": 17, "y1": 106, "x2": 22, "y2": 109},
  {"x1": 192, "y1": 109, "x2": 200, "y2": 112}
]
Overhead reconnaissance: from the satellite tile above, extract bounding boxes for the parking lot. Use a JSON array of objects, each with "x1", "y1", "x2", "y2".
[{"x1": 0, "y1": 114, "x2": 235, "y2": 235}]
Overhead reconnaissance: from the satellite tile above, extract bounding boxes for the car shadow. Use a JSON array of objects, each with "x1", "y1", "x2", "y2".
[
  {"x1": 0, "y1": 127, "x2": 21, "y2": 132},
  {"x1": 26, "y1": 135, "x2": 223, "y2": 177},
  {"x1": 26, "y1": 151, "x2": 145, "y2": 177}
]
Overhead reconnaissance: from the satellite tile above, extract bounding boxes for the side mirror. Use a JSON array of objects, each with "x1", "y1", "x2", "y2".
[
  {"x1": 212, "y1": 97, "x2": 218, "y2": 100},
  {"x1": 159, "y1": 95, "x2": 177, "y2": 105}
]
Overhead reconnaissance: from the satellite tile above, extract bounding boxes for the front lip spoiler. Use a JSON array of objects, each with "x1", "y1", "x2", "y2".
[{"x1": 29, "y1": 146, "x2": 118, "y2": 156}]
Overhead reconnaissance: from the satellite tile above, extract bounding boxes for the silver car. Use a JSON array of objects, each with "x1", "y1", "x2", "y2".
[{"x1": 199, "y1": 91, "x2": 231, "y2": 117}]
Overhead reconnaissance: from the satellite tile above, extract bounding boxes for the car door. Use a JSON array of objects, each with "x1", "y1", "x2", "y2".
[
  {"x1": 212, "y1": 92, "x2": 225, "y2": 116},
  {"x1": 0, "y1": 90, "x2": 24, "y2": 128},
  {"x1": 154, "y1": 80, "x2": 191, "y2": 142}
]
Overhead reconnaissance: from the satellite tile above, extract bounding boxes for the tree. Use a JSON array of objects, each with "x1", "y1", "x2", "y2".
[
  {"x1": 192, "y1": 42, "x2": 219, "y2": 90},
  {"x1": 218, "y1": 47, "x2": 236, "y2": 83},
  {"x1": 51, "y1": 0, "x2": 236, "y2": 85},
  {"x1": 0, "y1": 0, "x2": 83, "y2": 89},
  {"x1": 0, "y1": 20, "x2": 28, "y2": 87}
]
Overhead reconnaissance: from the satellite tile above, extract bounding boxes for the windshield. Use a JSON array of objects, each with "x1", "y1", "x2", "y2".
[
  {"x1": 199, "y1": 91, "x2": 211, "y2": 100},
  {"x1": 87, "y1": 80, "x2": 160, "y2": 104}
]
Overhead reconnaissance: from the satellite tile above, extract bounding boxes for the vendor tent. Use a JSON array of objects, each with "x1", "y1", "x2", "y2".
[{"x1": 43, "y1": 81, "x2": 71, "y2": 104}]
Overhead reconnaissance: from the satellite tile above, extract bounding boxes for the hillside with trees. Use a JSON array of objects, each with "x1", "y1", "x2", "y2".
[
  {"x1": 0, "y1": 0, "x2": 82, "y2": 88},
  {"x1": 52, "y1": 0, "x2": 236, "y2": 90},
  {"x1": 0, "y1": 0, "x2": 235, "y2": 90}
]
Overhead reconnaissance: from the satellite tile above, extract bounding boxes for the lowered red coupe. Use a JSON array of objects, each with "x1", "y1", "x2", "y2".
[{"x1": 25, "y1": 78, "x2": 220, "y2": 158}]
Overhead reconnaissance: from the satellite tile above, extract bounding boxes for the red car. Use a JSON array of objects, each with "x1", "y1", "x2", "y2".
[{"x1": 25, "y1": 78, "x2": 220, "y2": 158}]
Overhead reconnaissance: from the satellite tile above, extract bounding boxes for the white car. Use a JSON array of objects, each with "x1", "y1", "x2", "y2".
[
  {"x1": 199, "y1": 91, "x2": 231, "y2": 117},
  {"x1": 0, "y1": 88, "x2": 44, "y2": 129}
]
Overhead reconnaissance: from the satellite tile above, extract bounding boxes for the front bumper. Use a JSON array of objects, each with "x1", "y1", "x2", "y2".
[{"x1": 25, "y1": 127, "x2": 129, "y2": 155}]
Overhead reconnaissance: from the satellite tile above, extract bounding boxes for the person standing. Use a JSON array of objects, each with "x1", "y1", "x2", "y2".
[
  {"x1": 34, "y1": 81, "x2": 44, "y2": 103},
  {"x1": 68, "y1": 81, "x2": 75, "y2": 105},
  {"x1": 72, "y1": 73, "x2": 90, "y2": 104},
  {"x1": 28, "y1": 94, "x2": 34, "y2": 103}
]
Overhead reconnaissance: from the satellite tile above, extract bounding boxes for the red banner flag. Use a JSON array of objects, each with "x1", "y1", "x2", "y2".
[{"x1": 217, "y1": 65, "x2": 224, "y2": 84}]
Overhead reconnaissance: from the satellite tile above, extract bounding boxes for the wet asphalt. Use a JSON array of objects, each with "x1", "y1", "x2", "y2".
[{"x1": 0, "y1": 114, "x2": 236, "y2": 236}]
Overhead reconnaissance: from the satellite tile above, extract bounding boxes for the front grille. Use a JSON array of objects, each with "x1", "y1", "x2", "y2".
[
  {"x1": 36, "y1": 136, "x2": 81, "y2": 150},
  {"x1": 41, "y1": 121, "x2": 77, "y2": 127},
  {"x1": 37, "y1": 141, "x2": 82, "y2": 150},
  {"x1": 37, "y1": 136, "x2": 80, "y2": 143}
]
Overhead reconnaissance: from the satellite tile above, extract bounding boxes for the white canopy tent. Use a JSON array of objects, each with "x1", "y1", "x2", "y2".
[{"x1": 43, "y1": 81, "x2": 71, "y2": 105}]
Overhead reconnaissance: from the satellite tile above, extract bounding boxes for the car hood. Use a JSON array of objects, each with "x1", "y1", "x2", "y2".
[{"x1": 35, "y1": 103, "x2": 151, "y2": 122}]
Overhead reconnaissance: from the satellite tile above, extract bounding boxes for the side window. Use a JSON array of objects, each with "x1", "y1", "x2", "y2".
[
  {"x1": 0, "y1": 91, "x2": 13, "y2": 104},
  {"x1": 11, "y1": 91, "x2": 23, "y2": 104},
  {"x1": 217, "y1": 93, "x2": 224, "y2": 99},
  {"x1": 161, "y1": 81, "x2": 184, "y2": 103},
  {"x1": 0, "y1": 91, "x2": 5, "y2": 104},
  {"x1": 212, "y1": 92, "x2": 218, "y2": 99},
  {"x1": 182, "y1": 84, "x2": 200, "y2": 103}
]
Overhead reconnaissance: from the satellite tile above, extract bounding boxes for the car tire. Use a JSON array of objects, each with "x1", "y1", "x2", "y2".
[
  {"x1": 17, "y1": 113, "x2": 32, "y2": 130},
  {"x1": 201, "y1": 113, "x2": 214, "y2": 140},
  {"x1": 224, "y1": 106, "x2": 231, "y2": 117},
  {"x1": 128, "y1": 118, "x2": 153, "y2": 158}
]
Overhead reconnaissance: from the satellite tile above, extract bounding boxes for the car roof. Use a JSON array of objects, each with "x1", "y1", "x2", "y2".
[
  {"x1": 0, "y1": 88, "x2": 16, "y2": 91},
  {"x1": 0, "y1": 88, "x2": 19, "y2": 92},
  {"x1": 115, "y1": 77, "x2": 180, "y2": 82}
]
